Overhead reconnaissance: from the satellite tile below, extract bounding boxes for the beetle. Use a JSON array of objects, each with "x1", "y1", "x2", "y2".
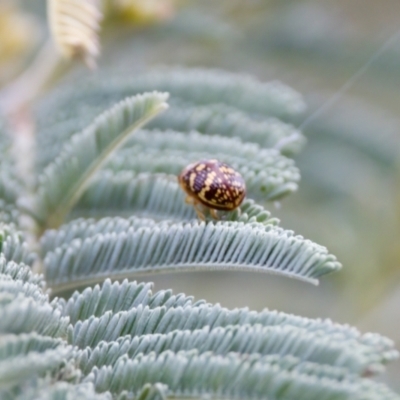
[{"x1": 178, "y1": 159, "x2": 246, "y2": 220}]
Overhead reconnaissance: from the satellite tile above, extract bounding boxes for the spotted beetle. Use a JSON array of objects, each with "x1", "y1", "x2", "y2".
[{"x1": 178, "y1": 159, "x2": 246, "y2": 220}]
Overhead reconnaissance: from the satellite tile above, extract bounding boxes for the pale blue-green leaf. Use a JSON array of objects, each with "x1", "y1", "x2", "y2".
[
  {"x1": 0, "y1": 347, "x2": 71, "y2": 390},
  {"x1": 0, "y1": 333, "x2": 65, "y2": 361},
  {"x1": 88, "y1": 351, "x2": 400, "y2": 400},
  {"x1": 60, "y1": 279, "x2": 203, "y2": 324},
  {"x1": 37, "y1": 68, "x2": 306, "y2": 123},
  {"x1": 72, "y1": 173, "x2": 279, "y2": 223},
  {"x1": 69, "y1": 303, "x2": 397, "y2": 364},
  {"x1": 44, "y1": 219, "x2": 341, "y2": 293},
  {"x1": 0, "y1": 255, "x2": 44, "y2": 287},
  {"x1": 76, "y1": 322, "x2": 395, "y2": 376},
  {"x1": 30, "y1": 92, "x2": 169, "y2": 230},
  {"x1": 0, "y1": 296, "x2": 69, "y2": 337},
  {"x1": 0, "y1": 224, "x2": 36, "y2": 265},
  {"x1": 36, "y1": 104, "x2": 305, "y2": 169}
]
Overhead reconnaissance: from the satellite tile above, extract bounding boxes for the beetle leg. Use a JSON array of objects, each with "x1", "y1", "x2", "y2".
[
  {"x1": 185, "y1": 195, "x2": 194, "y2": 205},
  {"x1": 193, "y1": 202, "x2": 206, "y2": 221},
  {"x1": 210, "y1": 208, "x2": 219, "y2": 220}
]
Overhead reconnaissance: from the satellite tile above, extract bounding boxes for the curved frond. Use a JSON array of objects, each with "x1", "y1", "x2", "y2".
[
  {"x1": 0, "y1": 296, "x2": 69, "y2": 337},
  {"x1": 149, "y1": 104, "x2": 306, "y2": 155},
  {"x1": 62, "y1": 280, "x2": 152, "y2": 323},
  {"x1": 34, "y1": 67, "x2": 306, "y2": 172},
  {"x1": 89, "y1": 351, "x2": 400, "y2": 400},
  {"x1": 0, "y1": 255, "x2": 44, "y2": 287},
  {"x1": 0, "y1": 347, "x2": 71, "y2": 390},
  {"x1": 127, "y1": 383, "x2": 167, "y2": 400},
  {"x1": 76, "y1": 322, "x2": 395, "y2": 376},
  {"x1": 36, "y1": 104, "x2": 305, "y2": 169},
  {"x1": 48, "y1": 0, "x2": 102, "y2": 67},
  {"x1": 69, "y1": 301, "x2": 397, "y2": 363},
  {"x1": 71, "y1": 172, "x2": 280, "y2": 222},
  {"x1": 0, "y1": 166, "x2": 21, "y2": 206},
  {"x1": 38, "y1": 68, "x2": 306, "y2": 119},
  {"x1": 0, "y1": 225, "x2": 36, "y2": 265},
  {"x1": 105, "y1": 130, "x2": 300, "y2": 201},
  {"x1": 0, "y1": 200, "x2": 20, "y2": 225},
  {"x1": 44, "y1": 219, "x2": 341, "y2": 293},
  {"x1": 61, "y1": 279, "x2": 205, "y2": 324},
  {"x1": 14, "y1": 382, "x2": 112, "y2": 400},
  {"x1": 30, "y1": 92, "x2": 169, "y2": 231},
  {"x1": 0, "y1": 333, "x2": 65, "y2": 361},
  {"x1": 0, "y1": 278, "x2": 49, "y2": 304}
]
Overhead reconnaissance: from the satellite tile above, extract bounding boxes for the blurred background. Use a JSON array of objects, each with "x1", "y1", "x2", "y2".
[{"x1": 1, "y1": 0, "x2": 400, "y2": 389}]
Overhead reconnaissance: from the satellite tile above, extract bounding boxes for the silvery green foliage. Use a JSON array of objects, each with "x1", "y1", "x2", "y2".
[
  {"x1": 0, "y1": 122, "x2": 22, "y2": 225},
  {"x1": 0, "y1": 68, "x2": 399, "y2": 398},
  {"x1": 8, "y1": 382, "x2": 111, "y2": 400},
  {"x1": 73, "y1": 173, "x2": 279, "y2": 223},
  {"x1": 105, "y1": 130, "x2": 301, "y2": 201},
  {"x1": 35, "y1": 68, "x2": 306, "y2": 172},
  {"x1": 43, "y1": 217, "x2": 341, "y2": 293},
  {"x1": 0, "y1": 232, "x2": 73, "y2": 395},
  {"x1": 0, "y1": 224, "x2": 36, "y2": 265},
  {"x1": 89, "y1": 351, "x2": 399, "y2": 400},
  {"x1": 29, "y1": 92, "x2": 169, "y2": 230}
]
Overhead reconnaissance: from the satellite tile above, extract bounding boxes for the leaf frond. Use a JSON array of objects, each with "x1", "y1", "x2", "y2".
[
  {"x1": 0, "y1": 224, "x2": 36, "y2": 265},
  {"x1": 68, "y1": 301, "x2": 396, "y2": 363},
  {"x1": 104, "y1": 129, "x2": 301, "y2": 201},
  {"x1": 76, "y1": 322, "x2": 395, "y2": 377},
  {"x1": 0, "y1": 333, "x2": 65, "y2": 361},
  {"x1": 0, "y1": 255, "x2": 44, "y2": 287},
  {"x1": 48, "y1": 0, "x2": 102, "y2": 67},
  {"x1": 0, "y1": 347, "x2": 72, "y2": 390},
  {"x1": 88, "y1": 351, "x2": 400, "y2": 400},
  {"x1": 126, "y1": 383, "x2": 167, "y2": 400},
  {"x1": 31, "y1": 92, "x2": 169, "y2": 231},
  {"x1": 13, "y1": 381, "x2": 112, "y2": 400},
  {"x1": 71, "y1": 172, "x2": 280, "y2": 223},
  {"x1": 38, "y1": 68, "x2": 306, "y2": 119},
  {"x1": 44, "y1": 218, "x2": 341, "y2": 293},
  {"x1": 0, "y1": 278, "x2": 49, "y2": 304},
  {"x1": 61, "y1": 279, "x2": 205, "y2": 324},
  {"x1": 149, "y1": 104, "x2": 306, "y2": 155},
  {"x1": 0, "y1": 200, "x2": 21, "y2": 225},
  {"x1": 0, "y1": 166, "x2": 21, "y2": 207},
  {"x1": 0, "y1": 295, "x2": 69, "y2": 337},
  {"x1": 36, "y1": 104, "x2": 305, "y2": 169}
]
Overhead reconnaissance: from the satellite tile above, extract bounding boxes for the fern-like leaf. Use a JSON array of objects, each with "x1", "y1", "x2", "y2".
[
  {"x1": 38, "y1": 68, "x2": 306, "y2": 119},
  {"x1": 0, "y1": 225, "x2": 36, "y2": 265},
  {"x1": 71, "y1": 173, "x2": 280, "y2": 223},
  {"x1": 36, "y1": 104, "x2": 305, "y2": 169},
  {"x1": 0, "y1": 278, "x2": 50, "y2": 304},
  {"x1": 129, "y1": 383, "x2": 168, "y2": 400},
  {"x1": 0, "y1": 255, "x2": 45, "y2": 287},
  {"x1": 44, "y1": 218, "x2": 341, "y2": 293},
  {"x1": 68, "y1": 300, "x2": 396, "y2": 361},
  {"x1": 48, "y1": 0, "x2": 102, "y2": 68},
  {"x1": 149, "y1": 104, "x2": 306, "y2": 155},
  {"x1": 60, "y1": 279, "x2": 205, "y2": 324},
  {"x1": 0, "y1": 333, "x2": 64, "y2": 360},
  {"x1": 106, "y1": 129, "x2": 301, "y2": 201},
  {"x1": 88, "y1": 351, "x2": 400, "y2": 400},
  {"x1": 76, "y1": 323, "x2": 395, "y2": 376},
  {"x1": 30, "y1": 92, "x2": 169, "y2": 231},
  {"x1": 0, "y1": 296, "x2": 68, "y2": 337},
  {"x1": 12, "y1": 381, "x2": 112, "y2": 400},
  {"x1": 0, "y1": 347, "x2": 71, "y2": 390}
]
